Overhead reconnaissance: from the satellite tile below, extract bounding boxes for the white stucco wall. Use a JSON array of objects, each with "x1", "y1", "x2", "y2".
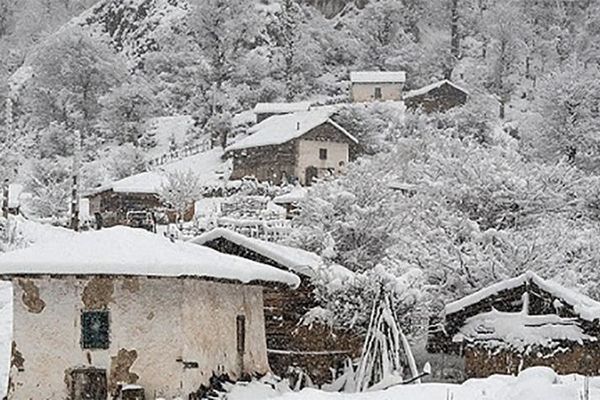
[
  {"x1": 8, "y1": 276, "x2": 269, "y2": 399},
  {"x1": 351, "y1": 82, "x2": 403, "y2": 102},
  {"x1": 295, "y1": 139, "x2": 349, "y2": 185}
]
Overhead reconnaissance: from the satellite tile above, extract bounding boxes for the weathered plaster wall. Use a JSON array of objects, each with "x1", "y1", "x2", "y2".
[
  {"x1": 295, "y1": 140, "x2": 349, "y2": 185},
  {"x1": 8, "y1": 276, "x2": 268, "y2": 399},
  {"x1": 351, "y1": 82, "x2": 403, "y2": 102}
]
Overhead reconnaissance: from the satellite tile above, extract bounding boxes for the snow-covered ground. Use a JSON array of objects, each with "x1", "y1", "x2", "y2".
[
  {"x1": 0, "y1": 283, "x2": 11, "y2": 395},
  {"x1": 227, "y1": 369, "x2": 600, "y2": 400}
]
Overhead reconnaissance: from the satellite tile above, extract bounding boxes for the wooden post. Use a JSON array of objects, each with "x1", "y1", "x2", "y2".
[
  {"x1": 70, "y1": 130, "x2": 81, "y2": 231},
  {"x1": 2, "y1": 178, "x2": 8, "y2": 219}
]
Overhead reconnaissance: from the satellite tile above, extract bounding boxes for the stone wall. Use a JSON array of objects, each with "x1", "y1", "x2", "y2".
[
  {"x1": 8, "y1": 276, "x2": 269, "y2": 399},
  {"x1": 464, "y1": 343, "x2": 600, "y2": 378},
  {"x1": 351, "y1": 82, "x2": 403, "y2": 102}
]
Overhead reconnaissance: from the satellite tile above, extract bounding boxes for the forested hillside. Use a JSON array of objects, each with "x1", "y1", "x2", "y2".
[{"x1": 1, "y1": 0, "x2": 600, "y2": 337}]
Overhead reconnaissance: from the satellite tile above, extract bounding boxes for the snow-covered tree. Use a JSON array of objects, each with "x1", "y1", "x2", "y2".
[
  {"x1": 107, "y1": 144, "x2": 147, "y2": 181},
  {"x1": 525, "y1": 60, "x2": 600, "y2": 171},
  {"x1": 482, "y1": 0, "x2": 527, "y2": 118},
  {"x1": 99, "y1": 77, "x2": 156, "y2": 146},
  {"x1": 186, "y1": 0, "x2": 261, "y2": 114},
  {"x1": 26, "y1": 157, "x2": 71, "y2": 220},
  {"x1": 158, "y1": 169, "x2": 203, "y2": 225},
  {"x1": 24, "y1": 26, "x2": 126, "y2": 147}
]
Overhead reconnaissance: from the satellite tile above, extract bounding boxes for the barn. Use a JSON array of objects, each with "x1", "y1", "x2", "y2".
[
  {"x1": 404, "y1": 79, "x2": 468, "y2": 113},
  {"x1": 225, "y1": 109, "x2": 358, "y2": 186},
  {"x1": 427, "y1": 271, "x2": 600, "y2": 379},
  {"x1": 0, "y1": 227, "x2": 299, "y2": 399},
  {"x1": 189, "y1": 228, "x2": 362, "y2": 386}
]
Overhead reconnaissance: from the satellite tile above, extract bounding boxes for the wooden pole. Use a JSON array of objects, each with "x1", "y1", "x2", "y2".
[
  {"x1": 70, "y1": 130, "x2": 81, "y2": 231},
  {"x1": 2, "y1": 178, "x2": 8, "y2": 219}
]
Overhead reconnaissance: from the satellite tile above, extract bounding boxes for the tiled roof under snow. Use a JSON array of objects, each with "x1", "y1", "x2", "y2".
[
  {"x1": 225, "y1": 110, "x2": 358, "y2": 152},
  {"x1": 189, "y1": 228, "x2": 355, "y2": 281},
  {"x1": 403, "y1": 79, "x2": 468, "y2": 99},
  {"x1": 445, "y1": 271, "x2": 600, "y2": 322},
  {"x1": 350, "y1": 71, "x2": 406, "y2": 83},
  {"x1": 253, "y1": 102, "x2": 311, "y2": 114},
  {"x1": 0, "y1": 226, "x2": 300, "y2": 287}
]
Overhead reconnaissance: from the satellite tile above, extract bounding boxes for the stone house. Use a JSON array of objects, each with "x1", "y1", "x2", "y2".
[
  {"x1": 350, "y1": 71, "x2": 406, "y2": 102},
  {"x1": 253, "y1": 102, "x2": 311, "y2": 123},
  {"x1": 225, "y1": 110, "x2": 358, "y2": 186},
  {"x1": 189, "y1": 228, "x2": 362, "y2": 386},
  {"x1": 0, "y1": 226, "x2": 299, "y2": 399},
  {"x1": 427, "y1": 271, "x2": 600, "y2": 379},
  {"x1": 404, "y1": 79, "x2": 468, "y2": 113},
  {"x1": 85, "y1": 148, "x2": 228, "y2": 227}
]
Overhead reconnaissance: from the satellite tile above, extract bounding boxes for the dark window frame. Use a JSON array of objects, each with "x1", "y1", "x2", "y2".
[
  {"x1": 319, "y1": 148, "x2": 328, "y2": 160},
  {"x1": 81, "y1": 310, "x2": 110, "y2": 350}
]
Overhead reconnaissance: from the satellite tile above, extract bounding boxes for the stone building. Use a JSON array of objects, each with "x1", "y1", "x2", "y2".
[
  {"x1": 404, "y1": 79, "x2": 468, "y2": 113},
  {"x1": 253, "y1": 102, "x2": 311, "y2": 123},
  {"x1": 189, "y1": 228, "x2": 362, "y2": 386},
  {"x1": 225, "y1": 110, "x2": 358, "y2": 186},
  {"x1": 350, "y1": 71, "x2": 406, "y2": 102},
  {"x1": 427, "y1": 271, "x2": 600, "y2": 379},
  {"x1": 0, "y1": 226, "x2": 299, "y2": 399}
]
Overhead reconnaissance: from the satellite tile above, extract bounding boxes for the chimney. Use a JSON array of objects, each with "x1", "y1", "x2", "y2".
[{"x1": 296, "y1": 121, "x2": 300, "y2": 131}]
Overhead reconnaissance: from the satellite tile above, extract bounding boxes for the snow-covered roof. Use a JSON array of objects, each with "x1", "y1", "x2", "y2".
[
  {"x1": 453, "y1": 310, "x2": 595, "y2": 350},
  {"x1": 350, "y1": 71, "x2": 406, "y2": 84},
  {"x1": 225, "y1": 110, "x2": 358, "y2": 152},
  {"x1": 87, "y1": 148, "x2": 228, "y2": 195},
  {"x1": 0, "y1": 226, "x2": 300, "y2": 287},
  {"x1": 273, "y1": 186, "x2": 307, "y2": 204},
  {"x1": 403, "y1": 79, "x2": 468, "y2": 99},
  {"x1": 253, "y1": 102, "x2": 311, "y2": 114},
  {"x1": 445, "y1": 271, "x2": 600, "y2": 322},
  {"x1": 189, "y1": 228, "x2": 354, "y2": 281}
]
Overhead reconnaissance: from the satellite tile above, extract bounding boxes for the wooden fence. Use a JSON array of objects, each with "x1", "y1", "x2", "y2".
[{"x1": 147, "y1": 139, "x2": 212, "y2": 169}]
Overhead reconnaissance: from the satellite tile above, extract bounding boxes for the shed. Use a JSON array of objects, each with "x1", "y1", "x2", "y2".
[
  {"x1": 0, "y1": 226, "x2": 299, "y2": 399},
  {"x1": 189, "y1": 228, "x2": 361, "y2": 385},
  {"x1": 253, "y1": 102, "x2": 311, "y2": 123},
  {"x1": 427, "y1": 271, "x2": 600, "y2": 378},
  {"x1": 350, "y1": 71, "x2": 406, "y2": 102},
  {"x1": 404, "y1": 79, "x2": 468, "y2": 113},
  {"x1": 85, "y1": 148, "x2": 228, "y2": 227},
  {"x1": 225, "y1": 110, "x2": 358, "y2": 186}
]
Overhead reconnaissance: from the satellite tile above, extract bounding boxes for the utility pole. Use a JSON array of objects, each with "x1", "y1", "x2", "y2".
[
  {"x1": 70, "y1": 130, "x2": 81, "y2": 231},
  {"x1": 2, "y1": 178, "x2": 8, "y2": 219}
]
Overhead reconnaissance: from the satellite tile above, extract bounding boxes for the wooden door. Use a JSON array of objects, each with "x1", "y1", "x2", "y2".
[
  {"x1": 305, "y1": 166, "x2": 318, "y2": 186},
  {"x1": 70, "y1": 368, "x2": 107, "y2": 400}
]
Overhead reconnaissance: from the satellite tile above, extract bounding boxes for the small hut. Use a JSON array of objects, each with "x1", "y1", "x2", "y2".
[
  {"x1": 404, "y1": 79, "x2": 468, "y2": 113},
  {"x1": 427, "y1": 271, "x2": 600, "y2": 378}
]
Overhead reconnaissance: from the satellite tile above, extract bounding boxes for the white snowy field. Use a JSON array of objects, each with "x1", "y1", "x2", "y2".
[
  {"x1": 0, "y1": 282, "x2": 12, "y2": 395},
  {"x1": 228, "y1": 369, "x2": 600, "y2": 400}
]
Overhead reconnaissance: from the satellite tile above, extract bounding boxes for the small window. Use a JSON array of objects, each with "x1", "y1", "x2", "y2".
[
  {"x1": 81, "y1": 311, "x2": 110, "y2": 349},
  {"x1": 374, "y1": 87, "x2": 382, "y2": 99},
  {"x1": 236, "y1": 315, "x2": 246, "y2": 354},
  {"x1": 319, "y1": 148, "x2": 328, "y2": 160}
]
